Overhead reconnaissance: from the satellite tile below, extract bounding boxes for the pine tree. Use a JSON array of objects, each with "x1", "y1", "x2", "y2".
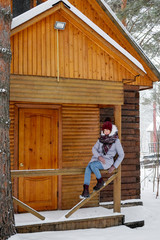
[
  {"x1": 105, "y1": 0, "x2": 160, "y2": 70},
  {"x1": 0, "y1": 0, "x2": 16, "y2": 239}
]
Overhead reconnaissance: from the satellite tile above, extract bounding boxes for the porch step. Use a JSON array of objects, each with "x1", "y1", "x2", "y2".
[
  {"x1": 16, "y1": 214, "x2": 124, "y2": 233},
  {"x1": 100, "y1": 200, "x2": 143, "y2": 209},
  {"x1": 124, "y1": 220, "x2": 144, "y2": 229}
]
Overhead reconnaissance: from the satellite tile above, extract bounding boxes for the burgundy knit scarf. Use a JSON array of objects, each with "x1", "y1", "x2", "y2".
[{"x1": 99, "y1": 132, "x2": 119, "y2": 155}]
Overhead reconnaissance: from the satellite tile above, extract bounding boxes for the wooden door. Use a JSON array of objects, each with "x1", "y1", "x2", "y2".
[{"x1": 18, "y1": 108, "x2": 58, "y2": 211}]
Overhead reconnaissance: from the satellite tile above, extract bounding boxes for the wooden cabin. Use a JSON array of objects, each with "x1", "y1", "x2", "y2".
[{"x1": 10, "y1": 0, "x2": 160, "y2": 212}]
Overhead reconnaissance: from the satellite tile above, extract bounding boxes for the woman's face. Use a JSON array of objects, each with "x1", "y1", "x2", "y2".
[{"x1": 104, "y1": 129, "x2": 111, "y2": 136}]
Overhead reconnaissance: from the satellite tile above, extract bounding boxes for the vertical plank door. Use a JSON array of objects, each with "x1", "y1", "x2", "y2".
[{"x1": 18, "y1": 108, "x2": 58, "y2": 211}]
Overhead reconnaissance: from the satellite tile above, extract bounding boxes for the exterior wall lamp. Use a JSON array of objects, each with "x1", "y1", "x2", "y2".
[
  {"x1": 54, "y1": 21, "x2": 66, "y2": 82},
  {"x1": 54, "y1": 21, "x2": 66, "y2": 30}
]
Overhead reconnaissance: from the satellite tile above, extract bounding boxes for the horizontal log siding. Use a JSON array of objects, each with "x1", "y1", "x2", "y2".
[
  {"x1": 100, "y1": 85, "x2": 140, "y2": 202},
  {"x1": 10, "y1": 10, "x2": 138, "y2": 84},
  {"x1": 10, "y1": 103, "x2": 101, "y2": 209},
  {"x1": 61, "y1": 105, "x2": 100, "y2": 209},
  {"x1": 10, "y1": 75, "x2": 124, "y2": 105}
]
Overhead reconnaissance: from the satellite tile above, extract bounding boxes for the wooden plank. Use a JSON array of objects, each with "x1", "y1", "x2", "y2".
[
  {"x1": 69, "y1": 22, "x2": 74, "y2": 78},
  {"x1": 13, "y1": 34, "x2": 19, "y2": 74},
  {"x1": 50, "y1": 14, "x2": 56, "y2": 76},
  {"x1": 10, "y1": 75, "x2": 124, "y2": 105},
  {"x1": 79, "y1": 30, "x2": 83, "y2": 78},
  {"x1": 64, "y1": 18, "x2": 69, "y2": 78},
  {"x1": 10, "y1": 74, "x2": 123, "y2": 86},
  {"x1": 10, "y1": 37, "x2": 14, "y2": 73},
  {"x1": 37, "y1": 21, "x2": 42, "y2": 75},
  {"x1": 23, "y1": 28, "x2": 28, "y2": 74},
  {"x1": 73, "y1": 26, "x2": 79, "y2": 78},
  {"x1": 11, "y1": 168, "x2": 114, "y2": 177},
  {"x1": 32, "y1": 23, "x2": 37, "y2": 75},
  {"x1": 46, "y1": 16, "x2": 51, "y2": 76},
  {"x1": 65, "y1": 173, "x2": 118, "y2": 218},
  {"x1": 83, "y1": 35, "x2": 88, "y2": 78},
  {"x1": 42, "y1": 18, "x2": 46, "y2": 76},
  {"x1": 28, "y1": 25, "x2": 33, "y2": 75},
  {"x1": 18, "y1": 31, "x2": 23, "y2": 74},
  {"x1": 13, "y1": 197, "x2": 45, "y2": 221}
]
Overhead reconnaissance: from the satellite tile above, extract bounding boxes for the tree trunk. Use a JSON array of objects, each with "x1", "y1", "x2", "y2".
[
  {"x1": 121, "y1": 0, "x2": 127, "y2": 26},
  {"x1": 0, "y1": 0, "x2": 16, "y2": 239}
]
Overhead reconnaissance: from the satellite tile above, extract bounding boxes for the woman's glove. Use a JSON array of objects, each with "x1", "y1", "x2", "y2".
[
  {"x1": 108, "y1": 165, "x2": 115, "y2": 173},
  {"x1": 98, "y1": 156, "x2": 106, "y2": 164}
]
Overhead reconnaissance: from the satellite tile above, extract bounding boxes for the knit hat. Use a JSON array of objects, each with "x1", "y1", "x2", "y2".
[{"x1": 102, "y1": 121, "x2": 112, "y2": 132}]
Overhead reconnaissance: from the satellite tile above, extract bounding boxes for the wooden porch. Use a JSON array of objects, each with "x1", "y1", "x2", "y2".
[
  {"x1": 13, "y1": 180, "x2": 144, "y2": 234},
  {"x1": 12, "y1": 167, "x2": 125, "y2": 232},
  {"x1": 15, "y1": 213, "x2": 125, "y2": 233}
]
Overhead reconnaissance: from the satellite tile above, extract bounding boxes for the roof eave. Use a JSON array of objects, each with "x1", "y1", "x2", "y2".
[{"x1": 95, "y1": 0, "x2": 160, "y2": 82}]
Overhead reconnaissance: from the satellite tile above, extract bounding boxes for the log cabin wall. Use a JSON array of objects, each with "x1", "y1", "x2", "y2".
[
  {"x1": 61, "y1": 105, "x2": 100, "y2": 209},
  {"x1": 10, "y1": 102, "x2": 100, "y2": 209},
  {"x1": 10, "y1": 84, "x2": 140, "y2": 209},
  {"x1": 100, "y1": 85, "x2": 140, "y2": 202}
]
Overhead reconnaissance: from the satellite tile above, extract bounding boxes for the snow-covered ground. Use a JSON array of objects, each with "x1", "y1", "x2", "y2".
[{"x1": 9, "y1": 168, "x2": 160, "y2": 240}]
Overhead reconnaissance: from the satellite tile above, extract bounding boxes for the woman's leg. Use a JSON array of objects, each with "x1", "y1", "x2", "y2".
[
  {"x1": 89, "y1": 161, "x2": 104, "y2": 179},
  {"x1": 84, "y1": 161, "x2": 104, "y2": 185},
  {"x1": 81, "y1": 161, "x2": 104, "y2": 198},
  {"x1": 84, "y1": 163, "x2": 92, "y2": 185}
]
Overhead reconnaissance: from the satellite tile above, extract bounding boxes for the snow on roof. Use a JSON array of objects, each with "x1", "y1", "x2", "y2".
[
  {"x1": 146, "y1": 116, "x2": 160, "y2": 132},
  {"x1": 11, "y1": 0, "x2": 146, "y2": 73}
]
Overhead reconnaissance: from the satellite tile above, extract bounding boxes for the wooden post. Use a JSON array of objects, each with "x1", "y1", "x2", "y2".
[
  {"x1": 13, "y1": 197, "x2": 45, "y2": 221},
  {"x1": 114, "y1": 105, "x2": 122, "y2": 212}
]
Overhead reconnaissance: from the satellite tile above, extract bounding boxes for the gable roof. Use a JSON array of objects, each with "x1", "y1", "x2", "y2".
[
  {"x1": 11, "y1": 0, "x2": 146, "y2": 74},
  {"x1": 96, "y1": 0, "x2": 160, "y2": 81}
]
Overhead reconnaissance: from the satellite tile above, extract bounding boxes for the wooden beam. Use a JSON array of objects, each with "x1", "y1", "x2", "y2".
[
  {"x1": 11, "y1": 168, "x2": 117, "y2": 177},
  {"x1": 114, "y1": 105, "x2": 122, "y2": 213},
  {"x1": 10, "y1": 75, "x2": 124, "y2": 105},
  {"x1": 13, "y1": 197, "x2": 45, "y2": 221},
  {"x1": 65, "y1": 173, "x2": 118, "y2": 218}
]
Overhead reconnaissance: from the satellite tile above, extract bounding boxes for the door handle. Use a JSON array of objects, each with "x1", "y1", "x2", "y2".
[{"x1": 20, "y1": 163, "x2": 24, "y2": 167}]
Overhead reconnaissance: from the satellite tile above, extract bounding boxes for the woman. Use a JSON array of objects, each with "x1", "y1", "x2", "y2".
[{"x1": 80, "y1": 120, "x2": 124, "y2": 199}]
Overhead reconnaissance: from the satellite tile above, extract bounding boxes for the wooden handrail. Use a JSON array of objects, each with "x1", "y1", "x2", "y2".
[
  {"x1": 65, "y1": 172, "x2": 118, "y2": 218},
  {"x1": 13, "y1": 197, "x2": 45, "y2": 220},
  {"x1": 11, "y1": 168, "x2": 118, "y2": 177},
  {"x1": 11, "y1": 168, "x2": 119, "y2": 220}
]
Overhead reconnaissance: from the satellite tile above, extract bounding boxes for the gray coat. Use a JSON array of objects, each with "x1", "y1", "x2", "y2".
[{"x1": 90, "y1": 125, "x2": 124, "y2": 170}]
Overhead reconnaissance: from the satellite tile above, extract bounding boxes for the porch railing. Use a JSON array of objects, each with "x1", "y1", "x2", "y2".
[{"x1": 11, "y1": 168, "x2": 120, "y2": 220}]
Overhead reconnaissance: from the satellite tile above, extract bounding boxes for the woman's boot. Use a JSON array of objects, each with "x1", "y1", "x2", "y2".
[
  {"x1": 93, "y1": 178, "x2": 105, "y2": 191},
  {"x1": 79, "y1": 184, "x2": 90, "y2": 199}
]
